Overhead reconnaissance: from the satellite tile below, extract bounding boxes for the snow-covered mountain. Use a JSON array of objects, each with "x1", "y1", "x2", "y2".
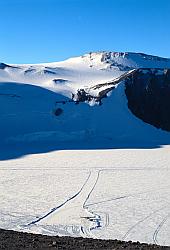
[
  {"x1": 0, "y1": 51, "x2": 170, "y2": 157},
  {"x1": 1, "y1": 52, "x2": 170, "y2": 246}
]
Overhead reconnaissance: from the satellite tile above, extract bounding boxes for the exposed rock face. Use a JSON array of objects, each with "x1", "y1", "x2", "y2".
[
  {"x1": 125, "y1": 69, "x2": 170, "y2": 131},
  {"x1": 73, "y1": 87, "x2": 115, "y2": 105}
]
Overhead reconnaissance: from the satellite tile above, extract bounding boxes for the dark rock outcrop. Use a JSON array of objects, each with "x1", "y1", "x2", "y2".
[
  {"x1": 0, "y1": 228, "x2": 169, "y2": 250},
  {"x1": 0, "y1": 63, "x2": 20, "y2": 70},
  {"x1": 53, "y1": 79, "x2": 68, "y2": 84},
  {"x1": 125, "y1": 69, "x2": 170, "y2": 131},
  {"x1": 54, "y1": 108, "x2": 63, "y2": 116}
]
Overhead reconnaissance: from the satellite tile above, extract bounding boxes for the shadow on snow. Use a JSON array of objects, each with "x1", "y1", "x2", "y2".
[{"x1": 0, "y1": 82, "x2": 170, "y2": 161}]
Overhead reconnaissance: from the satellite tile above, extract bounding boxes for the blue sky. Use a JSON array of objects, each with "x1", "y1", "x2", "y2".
[{"x1": 0, "y1": 0, "x2": 170, "y2": 63}]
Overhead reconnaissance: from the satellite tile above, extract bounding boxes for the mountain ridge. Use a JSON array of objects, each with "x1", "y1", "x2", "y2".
[{"x1": 2, "y1": 51, "x2": 170, "y2": 66}]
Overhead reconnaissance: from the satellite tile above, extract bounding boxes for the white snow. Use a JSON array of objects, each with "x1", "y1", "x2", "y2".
[
  {"x1": 0, "y1": 51, "x2": 170, "y2": 246},
  {"x1": 1, "y1": 148, "x2": 170, "y2": 245}
]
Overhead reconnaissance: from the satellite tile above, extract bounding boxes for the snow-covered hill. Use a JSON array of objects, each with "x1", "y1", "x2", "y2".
[
  {"x1": 1, "y1": 51, "x2": 170, "y2": 153},
  {"x1": 0, "y1": 52, "x2": 170, "y2": 246}
]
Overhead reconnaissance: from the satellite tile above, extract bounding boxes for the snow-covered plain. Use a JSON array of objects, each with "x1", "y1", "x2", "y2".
[{"x1": 0, "y1": 52, "x2": 170, "y2": 246}]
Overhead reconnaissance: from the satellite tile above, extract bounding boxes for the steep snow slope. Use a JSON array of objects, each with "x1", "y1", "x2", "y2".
[{"x1": 0, "y1": 52, "x2": 170, "y2": 246}]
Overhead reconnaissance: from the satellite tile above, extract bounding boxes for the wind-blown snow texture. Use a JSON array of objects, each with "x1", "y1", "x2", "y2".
[{"x1": 0, "y1": 51, "x2": 170, "y2": 246}]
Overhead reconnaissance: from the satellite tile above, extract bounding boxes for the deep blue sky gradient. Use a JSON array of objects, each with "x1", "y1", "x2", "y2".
[{"x1": 0, "y1": 0, "x2": 170, "y2": 63}]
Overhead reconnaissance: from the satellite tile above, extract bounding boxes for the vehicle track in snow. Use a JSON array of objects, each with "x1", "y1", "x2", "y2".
[
  {"x1": 24, "y1": 169, "x2": 105, "y2": 238},
  {"x1": 86, "y1": 183, "x2": 170, "y2": 207},
  {"x1": 83, "y1": 170, "x2": 101, "y2": 209},
  {"x1": 153, "y1": 213, "x2": 170, "y2": 245},
  {"x1": 122, "y1": 206, "x2": 169, "y2": 241},
  {"x1": 82, "y1": 170, "x2": 110, "y2": 233},
  {"x1": 40, "y1": 170, "x2": 101, "y2": 238},
  {"x1": 16, "y1": 167, "x2": 170, "y2": 241},
  {"x1": 87, "y1": 195, "x2": 129, "y2": 207},
  {"x1": 25, "y1": 171, "x2": 92, "y2": 226}
]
